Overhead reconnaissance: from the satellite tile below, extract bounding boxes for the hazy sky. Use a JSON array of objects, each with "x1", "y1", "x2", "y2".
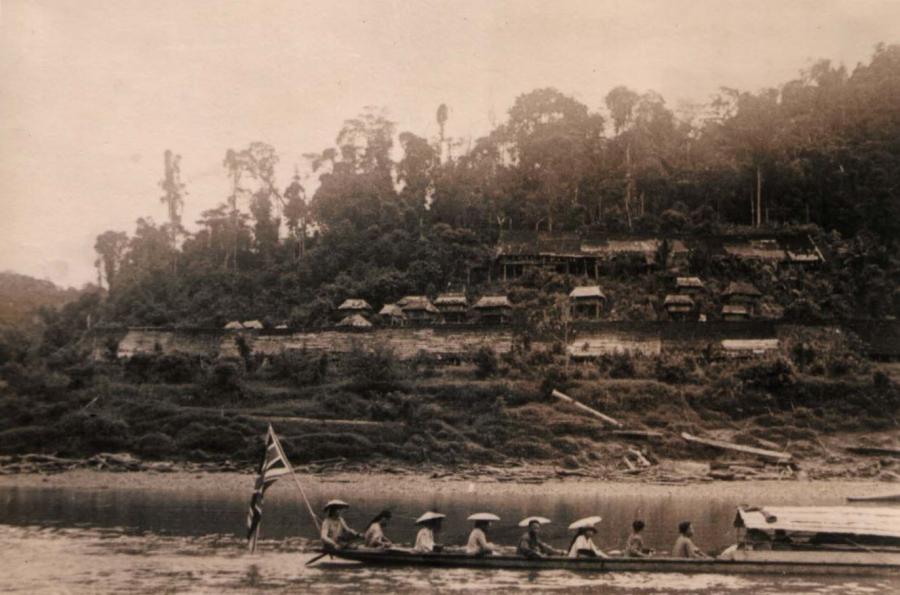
[{"x1": 1, "y1": 0, "x2": 898, "y2": 287}]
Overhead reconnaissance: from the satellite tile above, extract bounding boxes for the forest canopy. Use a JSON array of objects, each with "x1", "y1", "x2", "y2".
[{"x1": 91, "y1": 45, "x2": 900, "y2": 327}]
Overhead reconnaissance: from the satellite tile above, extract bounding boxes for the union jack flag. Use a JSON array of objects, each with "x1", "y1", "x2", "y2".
[{"x1": 247, "y1": 424, "x2": 291, "y2": 552}]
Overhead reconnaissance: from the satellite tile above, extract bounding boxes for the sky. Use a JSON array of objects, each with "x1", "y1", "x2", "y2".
[{"x1": 1, "y1": 0, "x2": 898, "y2": 288}]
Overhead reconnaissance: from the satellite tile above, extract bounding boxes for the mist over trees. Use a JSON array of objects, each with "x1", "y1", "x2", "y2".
[{"x1": 94, "y1": 45, "x2": 900, "y2": 327}]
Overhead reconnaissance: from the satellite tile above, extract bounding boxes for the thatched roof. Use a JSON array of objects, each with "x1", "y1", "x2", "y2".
[
  {"x1": 337, "y1": 313, "x2": 372, "y2": 328},
  {"x1": 569, "y1": 285, "x2": 606, "y2": 300},
  {"x1": 676, "y1": 276, "x2": 704, "y2": 289},
  {"x1": 242, "y1": 320, "x2": 264, "y2": 329},
  {"x1": 399, "y1": 296, "x2": 439, "y2": 313},
  {"x1": 663, "y1": 294, "x2": 694, "y2": 307},
  {"x1": 434, "y1": 293, "x2": 468, "y2": 306},
  {"x1": 378, "y1": 303, "x2": 406, "y2": 318},
  {"x1": 474, "y1": 295, "x2": 513, "y2": 309},
  {"x1": 224, "y1": 321, "x2": 244, "y2": 329},
  {"x1": 338, "y1": 298, "x2": 372, "y2": 311},
  {"x1": 723, "y1": 281, "x2": 762, "y2": 297}
]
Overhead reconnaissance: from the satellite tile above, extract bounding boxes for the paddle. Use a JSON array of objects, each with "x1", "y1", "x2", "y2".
[{"x1": 305, "y1": 553, "x2": 328, "y2": 566}]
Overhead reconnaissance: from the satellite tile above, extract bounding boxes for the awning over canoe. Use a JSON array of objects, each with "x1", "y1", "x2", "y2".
[{"x1": 736, "y1": 507, "x2": 900, "y2": 539}]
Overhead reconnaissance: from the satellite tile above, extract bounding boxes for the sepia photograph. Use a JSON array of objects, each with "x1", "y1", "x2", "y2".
[{"x1": 2, "y1": 0, "x2": 900, "y2": 592}]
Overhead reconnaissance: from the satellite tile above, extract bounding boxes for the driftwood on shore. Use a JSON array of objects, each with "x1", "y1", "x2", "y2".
[
  {"x1": 844, "y1": 446, "x2": 900, "y2": 458},
  {"x1": 680, "y1": 432, "x2": 793, "y2": 462},
  {"x1": 551, "y1": 389, "x2": 622, "y2": 427}
]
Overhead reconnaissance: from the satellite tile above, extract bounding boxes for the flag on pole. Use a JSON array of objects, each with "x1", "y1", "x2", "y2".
[{"x1": 247, "y1": 424, "x2": 291, "y2": 552}]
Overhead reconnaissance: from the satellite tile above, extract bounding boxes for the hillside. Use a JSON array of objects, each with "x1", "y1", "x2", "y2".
[{"x1": 0, "y1": 272, "x2": 80, "y2": 328}]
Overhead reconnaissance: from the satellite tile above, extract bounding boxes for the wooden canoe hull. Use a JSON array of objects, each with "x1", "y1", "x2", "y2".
[{"x1": 323, "y1": 549, "x2": 900, "y2": 577}]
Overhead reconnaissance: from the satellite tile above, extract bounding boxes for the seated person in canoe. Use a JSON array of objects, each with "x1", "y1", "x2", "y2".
[
  {"x1": 672, "y1": 521, "x2": 711, "y2": 559},
  {"x1": 625, "y1": 519, "x2": 653, "y2": 557},
  {"x1": 465, "y1": 513, "x2": 500, "y2": 556},
  {"x1": 320, "y1": 500, "x2": 361, "y2": 550},
  {"x1": 413, "y1": 511, "x2": 446, "y2": 553},
  {"x1": 363, "y1": 510, "x2": 393, "y2": 548},
  {"x1": 517, "y1": 517, "x2": 565, "y2": 559},
  {"x1": 567, "y1": 517, "x2": 610, "y2": 558}
]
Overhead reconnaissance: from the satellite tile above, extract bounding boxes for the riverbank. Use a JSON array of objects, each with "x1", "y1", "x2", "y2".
[{"x1": 1, "y1": 468, "x2": 895, "y2": 502}]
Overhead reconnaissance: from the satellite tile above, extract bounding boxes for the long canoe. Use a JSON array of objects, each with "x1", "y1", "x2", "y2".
[{"x1": 322, "y1": 548, "x2": 900, "y2": 577}]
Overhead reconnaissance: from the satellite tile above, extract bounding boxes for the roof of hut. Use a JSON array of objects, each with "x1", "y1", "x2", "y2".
[
  {"x1": 399, "y1": 296, "x2": 439, "y2": 313},
  {"x1": 224, "y1": 321, "x2": 244, "y2": 329},
  {"x1": 569, "y1": 285, "x2": 606, "y2": 300},
  {"x1": 434, "y1": 293, "x2": 468, "y2": 306},
  {"x1": 474, "y1": 295, "x2": 513, "y2": 309},
  {"x1": 663, "y1": 294, "x2": 695, "y2": 307},
  {"x1": 378, "y1": 304, "x2": 406, "y2": 317},
  {"x1": 338, "y1": 298, "x2": 373, "y2": 311},
  {"x1": 337, "y1": 313, "x2": 372, "y2": 328},
  {"x1": 242, "y1": 320, "x2": 264, "y2": 329},
  {"x1": 676, "y1": 276, "x2": 704, "y2": 289}
]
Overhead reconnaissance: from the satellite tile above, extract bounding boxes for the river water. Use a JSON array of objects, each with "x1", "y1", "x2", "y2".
[{"x1": 0, "y1": 479, "x2": 896, "y2": 593}]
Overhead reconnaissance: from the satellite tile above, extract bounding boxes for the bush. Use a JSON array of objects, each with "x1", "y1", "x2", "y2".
[
  {"x1": 473, "y1": 346, "x2": 498, "y2": 379},
  {"x1": 201, "y1": 362, "x2": 244, "y2": 397},
  {"x1": 345, "y1": 344, "x2": 400, "y2": 392},
  {"x1": 0, "y1": 426, "x2": 52, "y2": 453},
  {"x1": 176, "y1": 422, "x2": 247, "y2": 454},
  {"x1": 56, "y1": 411, "x2": 131, "y2": 452},
  {"x1": 136, "y1": 432, "x2": 177, "y2": 458}
]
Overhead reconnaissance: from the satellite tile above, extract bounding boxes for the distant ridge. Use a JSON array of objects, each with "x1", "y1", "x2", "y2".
[{"x1": 0, "y1": 271, "x2": 80, "y2": 326}]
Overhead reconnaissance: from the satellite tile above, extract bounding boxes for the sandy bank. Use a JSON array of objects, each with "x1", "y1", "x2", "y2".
[{"x1": 0, "y1": 469, "x2": 892, "y2": 502}]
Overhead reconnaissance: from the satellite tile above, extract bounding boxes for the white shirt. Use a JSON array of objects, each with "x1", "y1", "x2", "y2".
[
  {"x1": 465, "y1": 527, "x2": 494, "y2": 555},
  {"x1": 320, "y1": 516, "x2": 352, "y2": 547},
  {"x1": 568, "y1": 534, "x2": 608, "y2": 558},
  {"x1": 413, "y1": 527, "x2": 435, "y2": 553}
]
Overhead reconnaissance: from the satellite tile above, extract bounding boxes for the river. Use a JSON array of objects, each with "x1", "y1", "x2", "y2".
[{"x1": 0, "y1": 474, "x2": 897, "y2": 593}]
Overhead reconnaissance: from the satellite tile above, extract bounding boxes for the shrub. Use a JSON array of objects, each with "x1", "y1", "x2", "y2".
[
  {"x1": 56, "y1": 411, "x2": 131, "y2": 452},
  {"x1": 345, "y1": 344, "x2": 400, "y2": 392},
  {"x1": 473, "y1": 346, "x2": 498, "y2": 379},
  {"x1": 201, "y1": 362, "x2": 244, "y2": 398},
  {"x1": 136, "y1": 432, "x2": 177, "y2": 458},
  {"x1": 176, "y1": 422, "x2": 247, "y2": 454},
  {"x1": 606, "y1": 353, "x2": 636, "y2": 379},
  {"x1": 0, "y1": 426, "x2": 52, "y2": 454}
]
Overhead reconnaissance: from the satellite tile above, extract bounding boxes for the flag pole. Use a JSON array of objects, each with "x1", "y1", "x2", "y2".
[{"x1": 268, "y1": 424, "x2": 321, "y2": 531}]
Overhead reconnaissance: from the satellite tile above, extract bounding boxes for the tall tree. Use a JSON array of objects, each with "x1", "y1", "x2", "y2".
[{"x1": 94, "y1": 230, "x2": 129, "y2": 289}]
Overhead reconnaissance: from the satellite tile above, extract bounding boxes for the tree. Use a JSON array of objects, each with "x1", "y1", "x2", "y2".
[
  {"x1": 94, "y1": 231, "x2": 129, "y2": 289},
  {"x1": 158, "y1": 150, "x2": 186, "y2": 250}
]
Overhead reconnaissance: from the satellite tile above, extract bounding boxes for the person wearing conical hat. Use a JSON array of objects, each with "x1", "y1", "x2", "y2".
[
  {"x1": 517, "y1": 517, "x2": 564, "y2": 559},
  {"x1": 320, "y1": 500, "x2": 361, "y2": 550},
  {"x1": 567, "y1": 516, "x2": 608, "y2": 558},
  {"x1": 413, "y1": 511, "x2": 445, "y2": 553},
  {"x1": 465, "y1": 513, "x2": 499, "y2": 556}
]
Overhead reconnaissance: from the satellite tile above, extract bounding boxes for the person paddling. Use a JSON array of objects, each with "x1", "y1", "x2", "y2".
[
  {"x1": 320, "y1": 500, "x2": 361, "y2": 550},
  {"x1": 465, "y1": 513, "x2": 499, "y2": 556},
  {"x1": 413, "y1": 511, "x2": 446, "y2": 553},
  {"x1": 567, "y1": 517, "x2": 609, "y2": 558},
  {"x1": 363, "y1": 510, "x2": 393, "y2": 548},
  {"x1": 517, "y1": 517, "x2": 565, "y2": 559}
]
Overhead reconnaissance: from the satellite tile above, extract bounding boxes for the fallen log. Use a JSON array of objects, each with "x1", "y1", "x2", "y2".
[
  {"x1": 844, "y1": 446, "x2": 900, "y2": 458},
  {"x1": 847, "y1": 492, "x2": 900, "y2": 503},
  {"x1": 680, "y1": 432, "x2": 792, "y2": 462},
  {"x1": 551, "y1": 389, "x2": 622, "y2": 427}
]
